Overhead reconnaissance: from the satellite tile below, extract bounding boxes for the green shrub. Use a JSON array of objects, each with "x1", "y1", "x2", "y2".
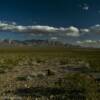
[{"x1": 16, "y1": 76, "x2": 27, "y2": 81}]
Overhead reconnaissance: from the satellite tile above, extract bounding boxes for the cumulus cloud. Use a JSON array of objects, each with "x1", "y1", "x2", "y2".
[
  {"x1": 0, "y1": 22, "x2": 80, "y2": 37},
  {"x1": 65, "y1": 26, "x2": 80, "y2": 37},
  {"x1": 80, "y1": 29, "x2": 90, "y2": 33},
  {"x1": 1, "y1": 21, "x2": 100, "y2": 38}
]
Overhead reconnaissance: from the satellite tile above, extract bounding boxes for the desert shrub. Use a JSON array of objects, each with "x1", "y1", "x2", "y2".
[
  {"x1": 46, "y1": 69, "x2": 55, "y2": 76},
  {"x1": 16, "y1": 76, "x2": 27, "y2": 81},
  {"x1": 37, "y1": 72, "x2": 46, "y2": 78},
  {"x1": 59, "y1": 60, "x2": 68, "y2": 65},
  {"x1": 0, "y1": 68, "x2": 5, "y2": 74},
  {"x1": 35, "y1": 58, "x2": 45, "y2": 64},
  {"x1": 88, "y1": 60, "x2": 100, "y2": 72},
  {"x1": 0, "y1": 65, "x2": 12, "y2": 70},
  {"x1": 53, "y1": 73, "x2": 98, "y2": 99},
  {"x1": 3, "y1": 58, "x2": 18, "y2": 66}
]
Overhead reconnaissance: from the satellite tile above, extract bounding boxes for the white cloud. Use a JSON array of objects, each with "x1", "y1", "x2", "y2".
[
  {"x1": 66, "y1": 26, "x2": 79, "y2": 33},
  {"x1": 90, "y1": 24, "x2": 100, "y2": 33},
  {"x1": 80, "y1": 24, "x2": 100, "y2": 35},
  {"x1": 1, "y1": 21, "x2": 100, "y2": 38},
  {"x1": 83, "y1": 6, "x2": 89, "y2": 10},
  {"x1": 0, "y1": 22, "x2": 80, "y2": 37},
  {"x1": 79, "y1": 4, "x2": 89, "y2": 11},
  {"x1": 65, "y1": 26, "x2": 80, "y2": 37},
  {"x1": 80, "y1": 29, "x2": 90, "y2": 33}
]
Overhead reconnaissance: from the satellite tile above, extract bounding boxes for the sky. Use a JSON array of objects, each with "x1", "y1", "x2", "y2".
[
  {"x1": 0, "y1": 0, "x2": 100, "y2": 45},
  {"x1": 0, "y1": 0, "x2": 100, "y2": 27}
]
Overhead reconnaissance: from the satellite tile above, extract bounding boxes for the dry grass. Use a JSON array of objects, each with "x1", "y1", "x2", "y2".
[{"x1": 0, "y1": 47, "x2": 100, "y2": 99}]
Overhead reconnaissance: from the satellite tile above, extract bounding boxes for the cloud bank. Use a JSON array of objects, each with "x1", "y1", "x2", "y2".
[
  {"x1": 0, "y1": 22, "x2": 80, "y2": 37},
  {"x1": 0, "y1": 22, "x2": 100, "y2": 38}
]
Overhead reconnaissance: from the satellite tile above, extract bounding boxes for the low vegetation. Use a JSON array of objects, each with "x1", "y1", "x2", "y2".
[{"x1": 0, "y1": 47, "x2": 100, "y2": 99}]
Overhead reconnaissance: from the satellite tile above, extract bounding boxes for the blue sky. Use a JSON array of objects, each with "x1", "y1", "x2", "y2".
[
  {"x1": 0, "y1": 0, "x2": 100, "y2": 45},
  {"x1": 0, "y1": 0, "x2": 98, "y2": 27},
  {"x1": 0, "y1": 0, "x2": 99, "y2": 27}
]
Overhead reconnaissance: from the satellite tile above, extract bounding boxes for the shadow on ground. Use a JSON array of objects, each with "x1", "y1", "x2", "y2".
[{"x1": 14, "y1": 87, "x2": 85, "y2": 99}]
